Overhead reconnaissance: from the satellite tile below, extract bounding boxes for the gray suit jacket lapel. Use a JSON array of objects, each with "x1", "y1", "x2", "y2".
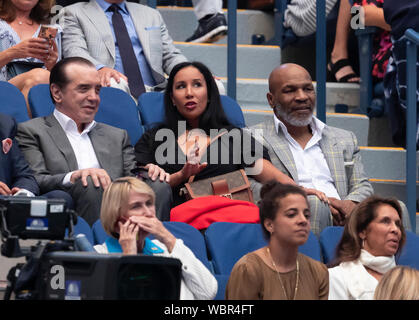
[
  {"x1": 85, "y1": 1, "x2": 115, "y2": 61},
  {"x1": 45, "y1": 115, "x2": 78, "y2": 172},
  {"x1": 319, "y1": 127, "x2": 347, "y2": 198},
  {"x1": 127, "y1": 3, "x2": 151, "y2": 63},
  {"x1": 264, "y1": 119, "x2": 299, "y2": 182},
  {"x1": 89, "y1": 124, "x2": 112, "y2": 175}
]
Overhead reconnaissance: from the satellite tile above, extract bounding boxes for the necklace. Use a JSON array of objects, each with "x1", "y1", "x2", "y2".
[
  {"x1": 266, "y1": 247, "x2": 299, "y2": 300},
  {"x1": 17, "y1": 19, "x2": 33, "y2": 26}
]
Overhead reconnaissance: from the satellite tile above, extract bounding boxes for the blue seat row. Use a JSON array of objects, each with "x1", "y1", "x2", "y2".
[
  {"x1": 0, "y1": 82, "x2": 246, "y2": 146},
  {"x1": 62, "y1": 219, "x2": 419, "y2": 300}
]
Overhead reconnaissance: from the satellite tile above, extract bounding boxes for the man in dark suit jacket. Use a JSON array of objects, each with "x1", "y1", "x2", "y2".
[
  {"x1": 16, "y1": 57, "x2": 171, "y2": 225},
  {"x1": 0, "y1": 112, "x2": 38, "y2": 196}
]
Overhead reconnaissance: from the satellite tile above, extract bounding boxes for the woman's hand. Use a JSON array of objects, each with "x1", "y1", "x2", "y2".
[
  {"x1": 42, "y1": 40, "x2": 58, "y2": 71},
  {"x1": 169, "y1": 139, "x2": 208, "y2": 187},
  {"x1": 128, "y1": 215, "x2": 176, "y2": 253},
  {"x1": 118, "y1": 219, "x2": 139, "y2": 255},
  {"x1": 9, "y1": 38, "x2": 50, "y2": 61},
  {"x1": 180, "y1": 161, "x2": 208, "y2": 181},
  {"x1": 144, "y1": 163, "x2": 170, "y2": 183}
]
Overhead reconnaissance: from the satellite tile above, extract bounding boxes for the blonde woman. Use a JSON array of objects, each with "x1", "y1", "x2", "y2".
[
  {"x1": 374, "y1": 266, "x2": 419, "y2": 300},
  {"x1": 94, "y1": 177, "x2": 217, "y2": 300}
]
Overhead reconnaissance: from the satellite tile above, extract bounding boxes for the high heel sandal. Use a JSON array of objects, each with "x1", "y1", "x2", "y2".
[{"x1": 327, "y1": 58, "x2": 359, "y2": 83}]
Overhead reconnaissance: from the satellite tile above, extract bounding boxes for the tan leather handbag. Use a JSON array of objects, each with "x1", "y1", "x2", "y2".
[
  {"x1": 180, "y1": 169, "x2": 254, "y2": 203},
  {"x1": 179, "y1": 130, "x2": 254, "y2": 203}
]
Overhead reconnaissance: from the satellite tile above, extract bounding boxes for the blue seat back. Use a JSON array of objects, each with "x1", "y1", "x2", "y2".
[
  {"x1": 397, "y1": 231, "x2": 419, "y2": 269},
  {"x1": 138, "y1": 91, "x2": 246, "y2": 131},
  {"x1": 0, "y1": 81, "x2": 30, "y2": 123},
  {"x1": 95, "y1": 87, "x2": 143, "y2": 144},
  {"x1": 205, "y1": 222, "x2": 321, "y2": 275},
  {"x1": 162, "y1": 221, "x2": 212, "y2": 271},
  {"x1": 299, "y1": 231, "x2": 322, "y2": 262},
  {"x1": 65, "y1": 216, "x2": 94, "y2": 245},
  {"x1": 28, "y1": 84, "x2": 143, "y2": 144},
  {"x1": 319, "y1": 226, "x2": 344, "y2": 264},
  {"x1": 204, "y1": 222, "x2": 266, "y2": 275},
  {"x1": 92, "y1": 219, "x2": 109, "y2": 245}
]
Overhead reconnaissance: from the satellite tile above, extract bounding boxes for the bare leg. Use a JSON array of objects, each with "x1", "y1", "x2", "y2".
[
  {"x1": 9, "y1": 68, "x2": 50, "y2": 118},
  {"x1": 329, "y1": 0, "x2": 360, "y2": 82}
]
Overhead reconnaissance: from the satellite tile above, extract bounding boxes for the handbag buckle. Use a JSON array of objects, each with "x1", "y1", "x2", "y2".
[{"x1": 220, "y1": 193, "x2": 233, "y2": 199}]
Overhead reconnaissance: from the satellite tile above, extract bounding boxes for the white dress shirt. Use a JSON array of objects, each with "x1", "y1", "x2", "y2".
[
  {"x1": 53, "y1": 109, "x2": 101, "y2": 186},
  {"x1": 274, "y1": 115, "x2": 341, "y2": 199}
]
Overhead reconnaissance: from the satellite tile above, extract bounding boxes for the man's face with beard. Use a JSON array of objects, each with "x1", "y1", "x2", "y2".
[{"x1": 267, "y1": 65, "x2": 316, "y2": 127}]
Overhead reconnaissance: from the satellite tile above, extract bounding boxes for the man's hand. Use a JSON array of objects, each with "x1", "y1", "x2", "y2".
[
  {"x1": 0, "y1": 181, "x2": 12, "y2": 195},
  {"x1": 70, "y1": 168, "x2": 111, "y2": 189},
  {"x1": 98, "y1": 67, "x2": 128, "y2": 87},
  {"x1": 329, "y1": 198, "x2": 357, "y2": 225}
]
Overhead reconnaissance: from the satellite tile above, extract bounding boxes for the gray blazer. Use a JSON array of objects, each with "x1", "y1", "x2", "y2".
[
  {"x1": 61, "y1": 0, "x2": 187, "y2": 90},
  {"x1": 16, "y1": 114, "x2": 136, "y2": 193},
  {"x1": 250, "y1": 118, "x2": 374, "y2": 202}
]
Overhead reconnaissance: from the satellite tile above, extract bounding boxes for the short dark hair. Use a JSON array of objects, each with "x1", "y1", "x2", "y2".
[
  {"x1": 49, "y1": 57, "x2": 95, "y2": 103},
  {"x1": 258, "y1": 181, "x2": 308, "y2": 240},
  {"x1": 163, "y1": 61, "x2": 232, "y2": 136},
  {"x1": 331, "y1": 196, "x2": 406, "y2": 267}
]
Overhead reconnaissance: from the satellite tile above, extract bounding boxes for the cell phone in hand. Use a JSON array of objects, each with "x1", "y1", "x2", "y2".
[{"x1": 39, "y1": 24, "x2": 58, "y2": 47}]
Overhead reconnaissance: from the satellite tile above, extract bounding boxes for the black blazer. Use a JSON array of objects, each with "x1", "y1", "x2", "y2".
[{"x1": 0, "y1": 113, "x2": 39, "y2": 195}]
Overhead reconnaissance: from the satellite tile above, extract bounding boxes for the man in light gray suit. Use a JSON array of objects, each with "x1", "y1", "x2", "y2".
[
  {"x1": 61, "y1": 0, "x2": 187, "y2": 97},
  {"x1": 250, "y1": 63, "x2": 411, "y2": 235},
  {"x1": 16, "y1": 57, "x2": 171, "y2": 225}
]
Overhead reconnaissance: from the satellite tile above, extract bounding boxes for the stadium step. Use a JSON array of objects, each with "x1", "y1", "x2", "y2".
[
  {"x1": 218, "y1": 78, "x2": 360, "y2": 111},
  {"x1": 359, "y1": 147, "x2": 419, "y2": 181},
  {"x1": 159, "y1": 7, "x2": 274, "y2": 45},
  {"x1": 174, "y1": 42, "x2": 281, "y2": 79}
]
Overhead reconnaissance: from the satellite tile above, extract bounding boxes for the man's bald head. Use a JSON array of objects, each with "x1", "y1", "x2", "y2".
[
  {"x1": 268, "y1": 63, "x2": 312, "y2": 94},
  {"x1": 266, "y1": 63, "x2": 315, "y2": 128}
]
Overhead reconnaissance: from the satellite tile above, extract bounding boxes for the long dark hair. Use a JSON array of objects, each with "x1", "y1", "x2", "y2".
[
  {"x1": 163, "y1": 61, "x2": 232, "y2": 136},
  {"x1": 331, "y1": 196, "x2": 406, "y2": 267},
  {"x1": 0, "y1": 0, "x2": 54, "y2": 24}
]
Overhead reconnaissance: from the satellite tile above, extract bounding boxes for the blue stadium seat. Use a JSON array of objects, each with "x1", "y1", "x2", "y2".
[
  {"x1": 92, "y1": 219, "x2": 109, "y2": 245},
  {"x1": 28, "y1": 84, "x2": 143, "y2": 144},
  {"x1": 205, "y1": 222, "x2": 321, "y2": 276},
  {"x1": 214, "y1": 274, "x2": 229, "y2": 300},
  {"x1": 0, "y1": 81, "x2": 30, "y2": 123},
  {"x1": 161, "y1": 221, "x2": 212, "y2": 271},
  {"x1": 138, "y1": 91, "x2": 246, "y2": 131},
  {"x1": 27, "y1": 84, "x2": 54, "y2": 118},
  {"x1": 95, "y1": 87, "x2": 144, "y2": 144},
  {"x1": 319, "y1": 226, "x2": 344, "y2": 265},
  {"x1": 65, "y1": 216, "x2": 94, "y2": 245},
  {"x1": 397, "y1": 231, "x2": 419, "y2": 270}
]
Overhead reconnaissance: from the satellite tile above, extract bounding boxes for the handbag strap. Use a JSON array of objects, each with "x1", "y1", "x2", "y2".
[{"x1": 187, "y1": 130, "x2": 229, "y2": 183}]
